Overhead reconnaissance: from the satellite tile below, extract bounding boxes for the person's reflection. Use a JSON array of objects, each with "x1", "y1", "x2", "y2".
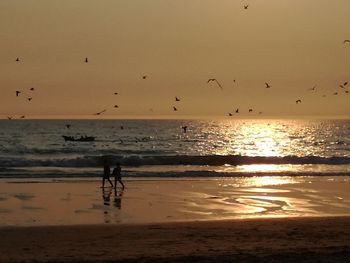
[
  {"x1": 114, "y1": 187, "x2": 124, "y2": 209},
  {"x1": 102, "y1": 187, "x2": 112, "y2": 206}
]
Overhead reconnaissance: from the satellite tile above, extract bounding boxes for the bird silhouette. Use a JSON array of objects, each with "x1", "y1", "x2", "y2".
[
  {"x1": 339, "y1": 82, "x2": 348, "y2": 88},
  {"x1": 345, "y1": 90, "x2": 349, "y2": 94},
  {"x1": 207, "y1": 79, "x2": 223, "y2": 90},
  {"x1": 296, "y1": 99, "x2": 302, "y2": 104},
  {"x1": 181, "y1": 126, "x2": 187, "y2": 133},
  {"x1": 265, "y1": 82, "x2": 271, "y2": 88},
  {"x1": 30, "y1": 87, "x2": 35, "y2": 91},
  {"x1": 16, "y1": 91, "x2": 21, "y2": 96},
  {"x1": 66, "y1": 124, "x2": 71, "y2": 129},
  {"x1": 94, "y1": 109, "x2": 106, "y2": 115},
  {"x1": 85, "y1": 57, "x2": 88, "y2": 63},
  {"x1": 309, "y1": 86, "x2": 316, "y2": 91},
  {"x1": 333, "y1": 92, "x2": 338, "y2": 95},
  {"x1": 175, "y1": 96, "x2": 180, "y2": 102},
  {"x1": 173, "y1": 106, "x2": 178, "y2": 111},
  {"x1": 343, "y1": 40, "x2": 350, "y2": 44},
  {"x1": 114, "y1": 92, "x2": 118, "y2": 95},
  {"x1": 228, "y1": 113, "x2": 233, "y2": 116},
  {"x1": 142, "y1": 75, "x2": 147, "y2": 79},
  {"x1": 27, "y1": 98, "x2": 32, "y2": 101},
  {"x1": 248, "y1": 109, "x2": 253, "y2": 112},
  {"x1": 244, "y1": 5, "x2": 249, "y2": 9},
  {"x1": 20, "y1": 115, "x2": 25, "y2": 119},
  {"x1": 114, "y1": 105, "x2": 119, "y2": 108},
  {"x1": 235, "y1": 108, "x2": 239, "y2": 113},
  {"x1": 7, "y1": 116, "x2": 12, "y2": 120},
  {"x1": 15, "y1": 58, "x2": 20, "y2": 62}
]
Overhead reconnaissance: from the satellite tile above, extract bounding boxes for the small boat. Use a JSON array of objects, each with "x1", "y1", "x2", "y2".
[{"x1": 62, "y1": 135, "x2": 95, "y2": 142}]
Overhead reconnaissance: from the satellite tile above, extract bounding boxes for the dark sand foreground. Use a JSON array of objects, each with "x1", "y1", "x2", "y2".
[{"x1": 1, "y1": 216, "x2": 350, "y2": 263}]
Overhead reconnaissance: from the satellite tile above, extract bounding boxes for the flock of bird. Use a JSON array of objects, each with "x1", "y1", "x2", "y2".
[{"x1": 5, "y1": 3, "x2": 350, "y2": 121}]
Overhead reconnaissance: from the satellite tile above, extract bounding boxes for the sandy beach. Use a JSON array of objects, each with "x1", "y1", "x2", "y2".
[
  {"x1": 0, "y1": 217, "x2": 349, "y2": 262},
  {"x1": 0, "y1": 177, "x2": 350, "y2": 262}
]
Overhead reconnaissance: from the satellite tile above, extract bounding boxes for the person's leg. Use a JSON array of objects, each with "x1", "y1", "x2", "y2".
[
  {"x1": 102, "y1": 178, "x2": 105, "y2": 188},
  {"x1": 108, "y1": 178, "x2": 113, "y2": 187},
  {"x1": 118, "y1": 179, "x2": 125, "y2": 190}
]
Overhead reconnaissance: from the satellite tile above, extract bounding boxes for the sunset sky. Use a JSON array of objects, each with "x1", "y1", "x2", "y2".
[{"x1": 1, "y1": 0, "x2": 350, "y2": 119}]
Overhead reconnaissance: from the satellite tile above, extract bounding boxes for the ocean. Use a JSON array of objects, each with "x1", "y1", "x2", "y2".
[{"x1": 1, "y1": 119, "x2": 350, "y2": 179}]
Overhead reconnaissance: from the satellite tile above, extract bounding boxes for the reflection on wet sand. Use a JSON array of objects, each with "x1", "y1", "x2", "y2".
[{"x1": 182, "y1": 176, "x2": 350, "y2": 219}]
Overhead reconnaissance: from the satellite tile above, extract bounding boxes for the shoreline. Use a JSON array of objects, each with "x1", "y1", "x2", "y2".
[{"x1": 1, "y1": 216, "x2": 349, "y2": 262}]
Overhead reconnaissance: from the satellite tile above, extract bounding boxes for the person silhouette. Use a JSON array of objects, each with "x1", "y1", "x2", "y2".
[
  {"x1": 102, "y1": 157, "x2": 113, "y2": 188},
  {"x1": 112, "y1": 162, "x2": 125, "y2": 190}
]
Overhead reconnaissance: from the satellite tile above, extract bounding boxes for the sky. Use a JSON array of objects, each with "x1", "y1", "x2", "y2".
[{"x1": 0, "y1": 0, "x2": 350, "y2": 119}]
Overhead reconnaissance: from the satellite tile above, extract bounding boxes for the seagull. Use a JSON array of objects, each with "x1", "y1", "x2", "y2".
[
  {"x1": 7, "y1": 116, "x2": 12, "y2": 120},
  {"x1": 333, "y1": 92, "x2": 338, "y2": 95},
  {"x1": 248, "y1": 109, "x2": 253, "y2": 112},
  {"x1": 345, "y1": 90, "x2": 349, "y2": 94},
  {"x1": 207, "y1": 78, "x2": 223, "y2": 90},
  {"x1": 265, "y1": 82, "x2": 271, "y2": 88},
  {"x1": 173, "y1": 106, "x2": 178, "y2": 111},
  {"x1": 339, "y1": 82, "x2": 348, "y2": 88},
  {"x1": 85, "y1": 57, "x2": 88, "y2": 63},
  {"x1": 114, "y1": 105, "x2": 119, "y2": 108},
  {"x1": 343, "y1": 40, "x2": 350, "y2": 44},
  {"x1": 15, "y1": 58, "x2": 20, "y2": 62},
  {"x1": 175, "y1": 96, "x2": 180, "y2": 102},
  {"x1": 94, "y1": 109, "x2": 106, "y2": 115},
  {"x1": 228, "y1": 113, "x2": 233, "y2": 116},
  {"x1": 16, "y1": 91, "x2": 21, "y2": 96},
  {"x1": 181, "y1": 126, "x2": 188, "y2": 133},
  {"x1": 244, "y1": 5, "x2": 249, "y2": 9},
  {"x1": 20, "y1": 115, "x2": 25, "y2": 119},
  {"x1": 296, "y1": 99, "x2": 302, "y2": 104},
  {"x1": 30, "y1": 87, "x2": 35, "y2": 91},
  {"x1": 114, "y1": 92, "x2": 118, "y2": 95},
  {"x1": 235, "y1": 108, "x2": 239, "y2": 113},
  {"x1": 27, "y1": 98, "x2": 32, "y2": 101},
  {"x1": 309, "y1": 86, "x2": 316, "y2": 91},
  {"x1": 142, "y1": 75, "x2": 147, "y2": 79}
]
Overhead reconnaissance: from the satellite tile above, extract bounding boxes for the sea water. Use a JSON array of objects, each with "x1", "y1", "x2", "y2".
[{"x1": 0, "y1": 119, "x2": 350, "y2": 178}]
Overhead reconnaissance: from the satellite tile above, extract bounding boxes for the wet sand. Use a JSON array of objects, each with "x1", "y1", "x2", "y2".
[
  {"x1": 0, "y1": 176, "x2": 349, "y2": 226},
  {"x1": 0, "y1": 177, "x2": 350, "y2": 262}
]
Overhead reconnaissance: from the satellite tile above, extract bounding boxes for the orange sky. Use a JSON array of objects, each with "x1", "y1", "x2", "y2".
[{"x1": 1, "y1": 0, "x2": 350, "y2": 119}]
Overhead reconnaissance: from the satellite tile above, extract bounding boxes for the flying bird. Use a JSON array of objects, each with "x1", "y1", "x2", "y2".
[
  {"x1": 244, "y1": 5, "x2": 249, "y2": 9},
  {"x1": 114, "y1": 92, "x2": 118, "y2": 95},
  {"x1": 30, "y1": 87, "x2": 35, "y2": 91},
  {"x1": 228, "y1": 113, "x2": 233, "y2": 116},
  {"x1": 207, "y1": 78, "x2": 223, "y2": 90},
  {"x1": 15, "y1": 58, "x2": 20, "y2": 62},
  {"x1": 309, "y1": 86, "x2": 316, "y2": 91},
  {"x1": 16, "y1": 91, "x2": 21, "y2": 96},
  {"x1": 248, "y1": 109, "x2": 253, "y2": 112},
  {"x1": 296, "y1": 99, "x2": 302, "y2": 104},
  {"x1": 7, "y1": 116, "x2": 12, "y2": 120},
  {"x1": 142, "y1": 75, "x2": 147, "y2": 79},
  {"x1": 94, "y1": 109, "x2": 106, "y2": 115},
  {"x1": 27, "y1": 98, "x2": 32, "y2": 101},
  {"x1": 20, "y1": 115, "x2": 25, "y2": 119},
  {"x1": 175, "y1": 96, "x2": 180, "y2": 102},
  {"x1": 343, "y1": 40, "x2": 350, "y2": 44},
  {"x1": 114, "y1": 105, "x2": 119, "y2": 108},
  {"x1": 173, "y1": 106, "x2": 178, "y2": 111},
  {"x1": 265, "y1": 82, "x2": 271, "y2": 88},
  {"x1": 85, "y1": 57, "x2": 88, "y2": 63},
  {"x1": 235, "y1": 108, "x2": 239, "y2": 113},
  {"x1": 339, "y1": 82, "x2": 348, "y2": 88},
  {"x1": 333, "y1": 92, "x2": 338, "y2": 95}
]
